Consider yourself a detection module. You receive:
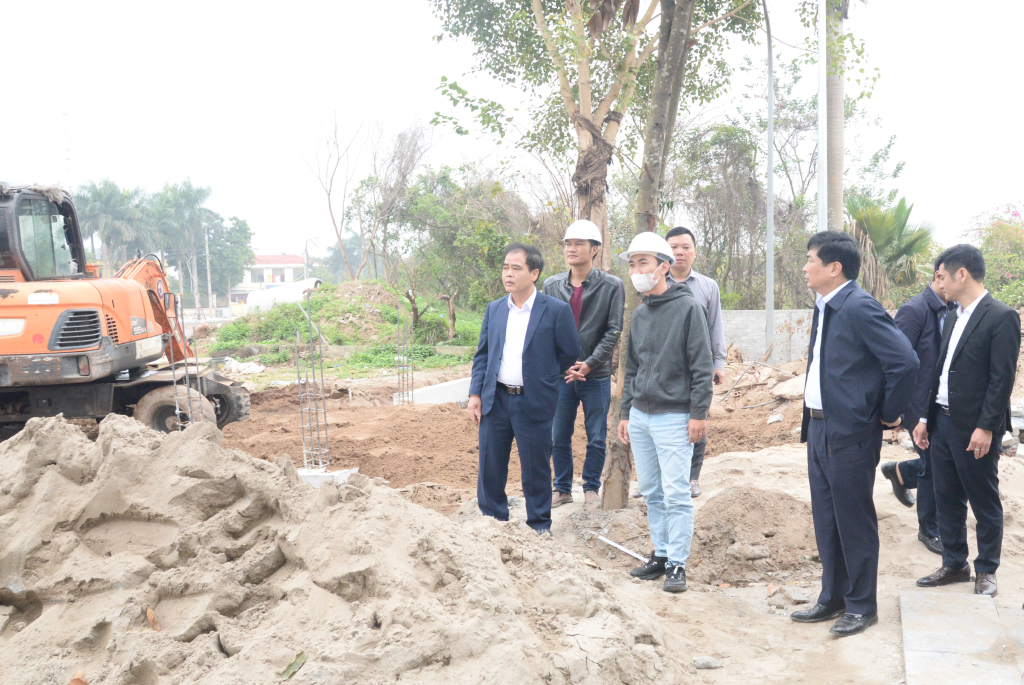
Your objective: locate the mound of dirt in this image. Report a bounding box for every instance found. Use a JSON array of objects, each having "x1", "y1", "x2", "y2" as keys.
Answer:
[
  {"x1": 0, "y1": 415, "x2": 687, "y2": 684},
  {"x1": 689, "y1": 487, "x2": 819, "y2": 586}
]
